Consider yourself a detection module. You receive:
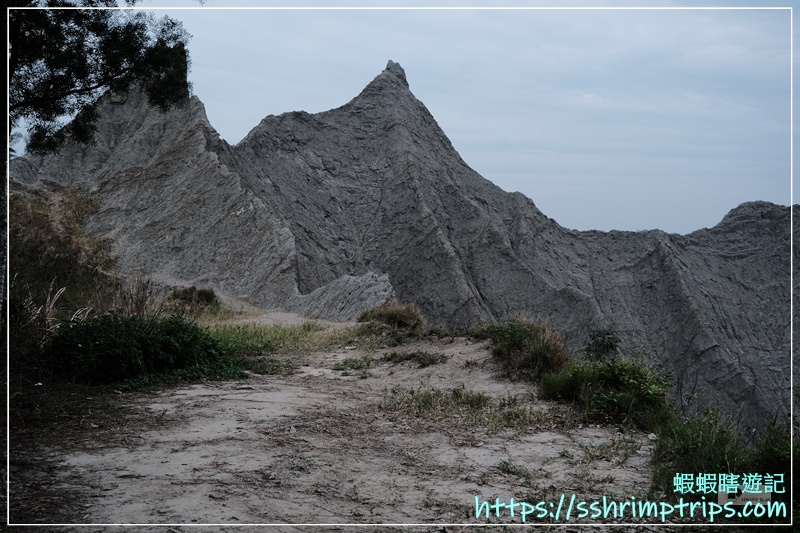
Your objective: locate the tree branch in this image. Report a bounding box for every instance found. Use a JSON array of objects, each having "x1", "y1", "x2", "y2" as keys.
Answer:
[{"x1": 10, "y1": 67, "x2": 134, "y2": 113}]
